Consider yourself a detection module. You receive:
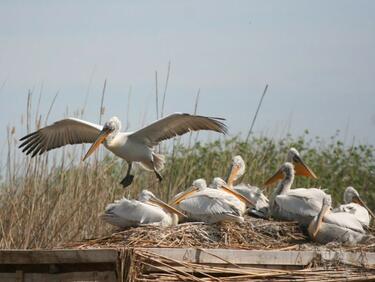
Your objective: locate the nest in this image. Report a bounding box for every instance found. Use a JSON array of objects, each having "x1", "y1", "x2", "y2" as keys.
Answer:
[
  {"x1": 60, "y1": 217, "x2": 375, "y2": 281},
  {"x1": 61, "y1": 216, "x2": 375, "y2": 252}
]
